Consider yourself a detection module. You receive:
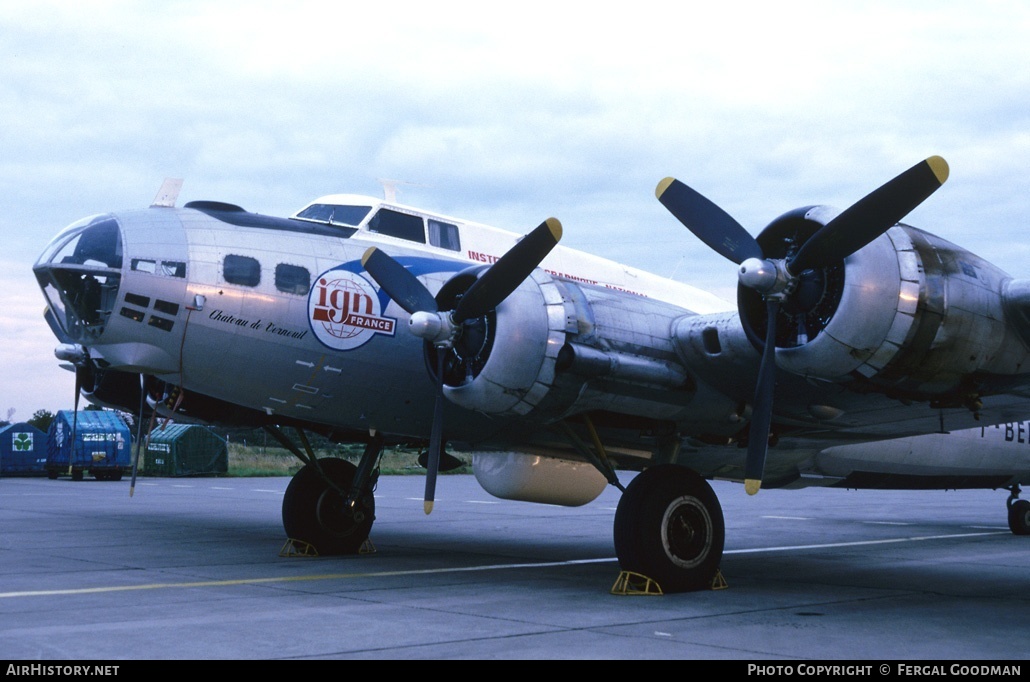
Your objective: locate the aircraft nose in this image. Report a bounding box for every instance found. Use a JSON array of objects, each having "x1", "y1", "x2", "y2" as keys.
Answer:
[{"x1": 33, "y1": 214, "x2": 124, "y2": 344}]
